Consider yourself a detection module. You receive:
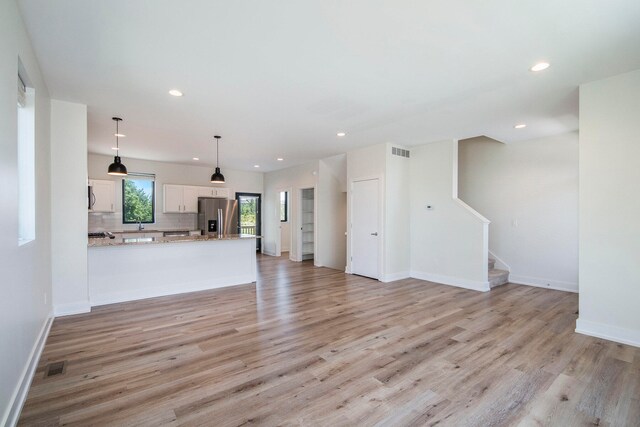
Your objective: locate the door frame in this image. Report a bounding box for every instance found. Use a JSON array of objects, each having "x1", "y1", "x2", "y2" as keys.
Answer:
[
  {"x1": 235, "y1": 192, "x2": 262, "y2": 251},
  {"x1": 274, "y1": 187, "x2": 293, "y2": 258},
  {"x1": 348, "y1": 175, "x2": 384, "y2": 279},
  {"x1": 296, "y1": 186, "x2": 317, "y2": 263}
]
